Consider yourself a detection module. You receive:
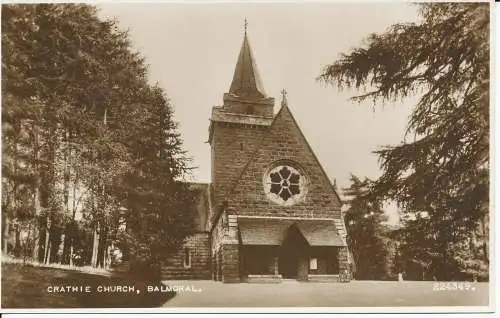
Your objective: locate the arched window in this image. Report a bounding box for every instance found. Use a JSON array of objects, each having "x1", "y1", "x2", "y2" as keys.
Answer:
[{"x1": 183, "y1": 248, "x2": 192, "y2": 269}]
